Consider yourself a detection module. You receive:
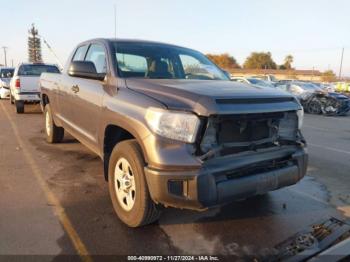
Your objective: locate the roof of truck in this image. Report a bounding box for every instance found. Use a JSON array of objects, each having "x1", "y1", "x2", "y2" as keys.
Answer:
[{"x1": 80, "y1": 38, "x2": 192, "y2": 50}]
